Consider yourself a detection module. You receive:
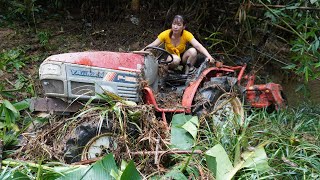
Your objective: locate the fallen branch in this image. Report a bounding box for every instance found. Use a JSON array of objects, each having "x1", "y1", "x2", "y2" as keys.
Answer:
[
  {"x1": 130, "y1": 150, "x2": 203, "y2": 156},
  {"x1": 72, "y1": 150, "x2": 203, "y2": 165}
]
